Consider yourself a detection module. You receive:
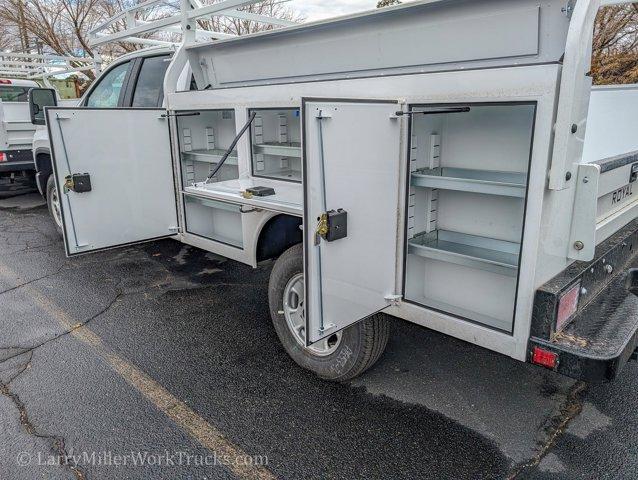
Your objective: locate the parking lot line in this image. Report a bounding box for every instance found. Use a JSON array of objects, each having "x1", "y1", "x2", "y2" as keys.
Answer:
[{"x1": 0, "y1": 263, "x2": 277, "y2": 480}]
